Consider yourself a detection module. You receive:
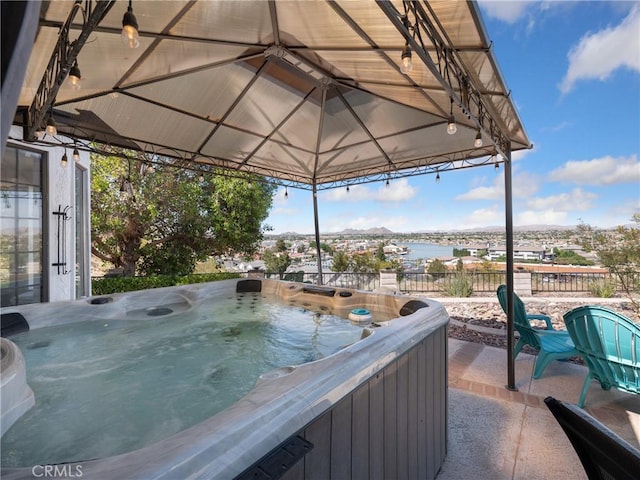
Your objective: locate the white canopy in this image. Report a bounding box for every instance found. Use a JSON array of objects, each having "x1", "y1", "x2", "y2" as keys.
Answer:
[{"x1": 14, "y1": 0, "x2": 529, "y2": 189}]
